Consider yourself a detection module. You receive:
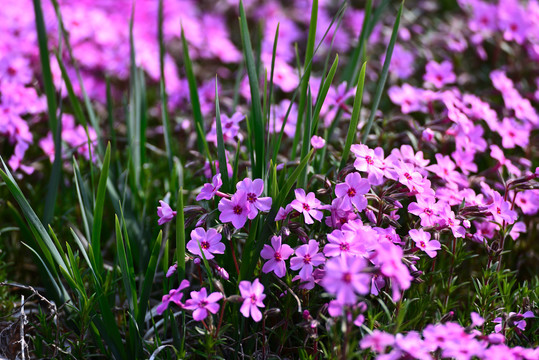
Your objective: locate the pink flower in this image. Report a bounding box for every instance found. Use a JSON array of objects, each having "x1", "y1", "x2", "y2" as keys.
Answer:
[
  {"x1": 290, "y1": 240, "x2": 325, "y2": 280},
  {"x1": 426, "y1": 153, "x2": 467, "y2": 186},
  {"x1": 290, "y1": 188, "x2": 323, "y2": 224},
  {"x1": 275, "y1": 204, "x2": 293, "y2": 221},
  {"x1": 424, "y1": 60, "x2": 456, "y2": 88},
  {"x1": 166, "y1": 263, "x2": 178, "y2": 278},
  {"x1": 156, "y1": 280, "x2": 190, "y2": 315},
  {"x1": 422, "y1": 128, "x2": 435, "y2": 142},
  {"x1": 186, "y1": 228, "x2": 225, "y2": 260},
  {"x1": 218, "y1": 190, "x2": 250, "y2": 229},
  {"x1": 260, "y1": 235, "x2": 294, "y2": 278},
  {"x1": 196, "y1": 173, "x2": 223, "y2": 201},
  {"x1": 184, "y1": 288, "x2": 223, "y2": 321},
  {"x1": 409, "y1": 229, "x2": 441, "y2": 258},
  {"x1": 322, "y1": 255, "x2": 371, "y2": 305},
  {"x1": 373, "y1": 242, "x2": 412, "y2": 301},
  {"x1": 360, "y1": 330, "x2": 395, "y2": 353},
  {"x1": 351, "y1": 144, "x2": 391, "y2": 185},
  {"x1": 497, "y1": 118, "x2": 529, "y2": 149},
  {"x1": 394, "y1": 161, "x2": 428, "y2": 193},
  {"x1": 157, "y1": 200, "x2": 177, "y2": 225},
  {"x1": 488, "y1": 192, "x2": 518, "y2": 225},
  {"x1": 236, "y1": 178, "x2": 272, "y2": 219},
  {"x1": 408, "y1": 195, "x2": 443, "y2": 227},
  {"x1": 335, "y1": 172, "x2": 370, "y2": 211},
  {"x1": 324, "y1": 228, "x2": 365, "y2": 258},
  {"x1": 310, "y1": 135, "x2": 326, "y2": 149},
  {"x1": 239, "y1": 278, "x2": 266, "y2": 322}
]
